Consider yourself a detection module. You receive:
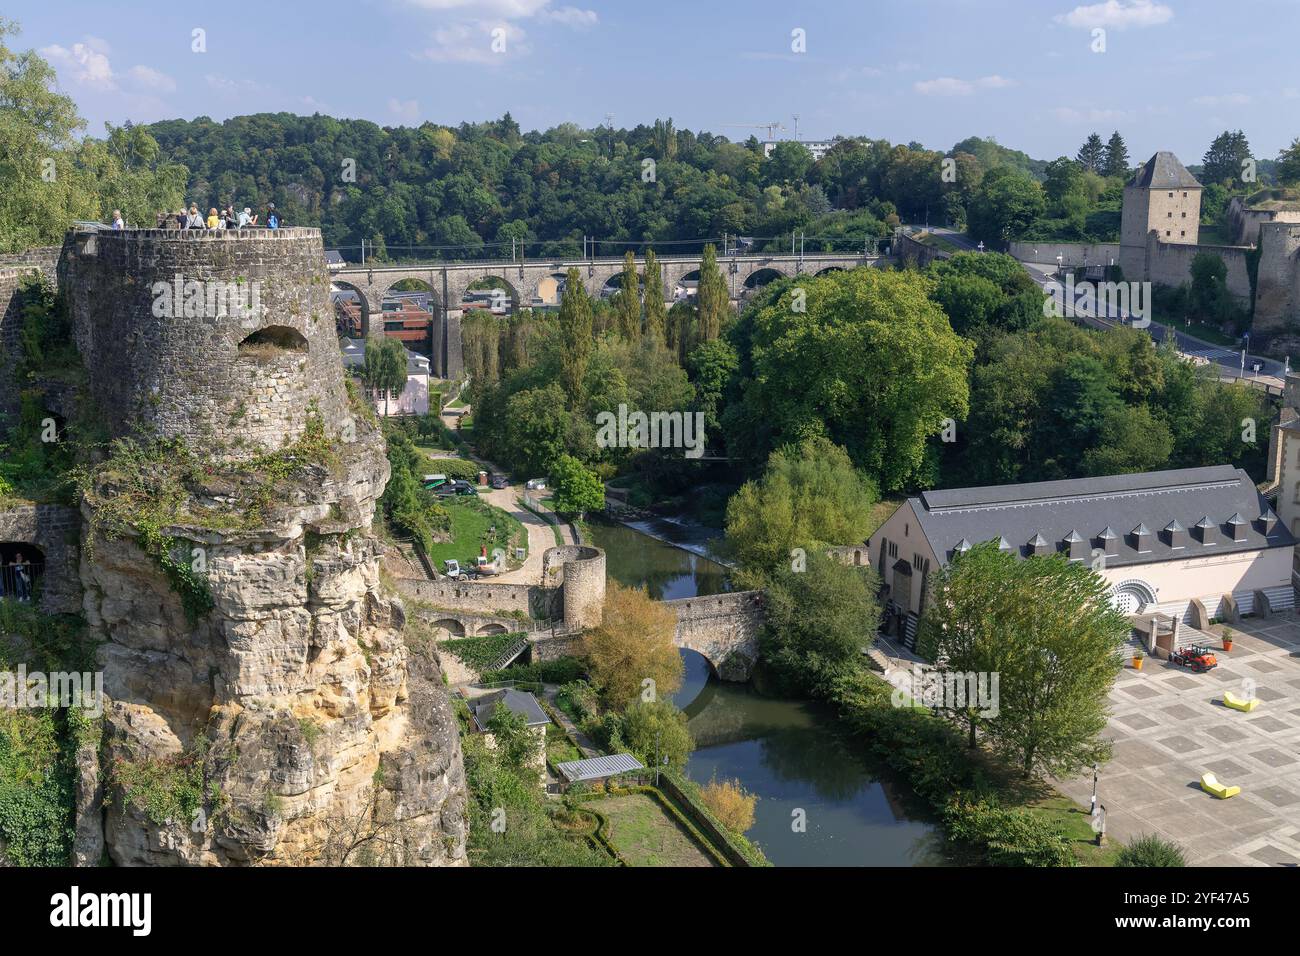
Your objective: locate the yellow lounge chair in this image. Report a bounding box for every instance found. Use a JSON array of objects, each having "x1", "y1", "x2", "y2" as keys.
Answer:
[
  {"x1": 1223, "y1": 690, "x2": 1259, "y2": 713},
  {"x1": 1201, "y1": 772, "x2": 1241, "y2": 799}
]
